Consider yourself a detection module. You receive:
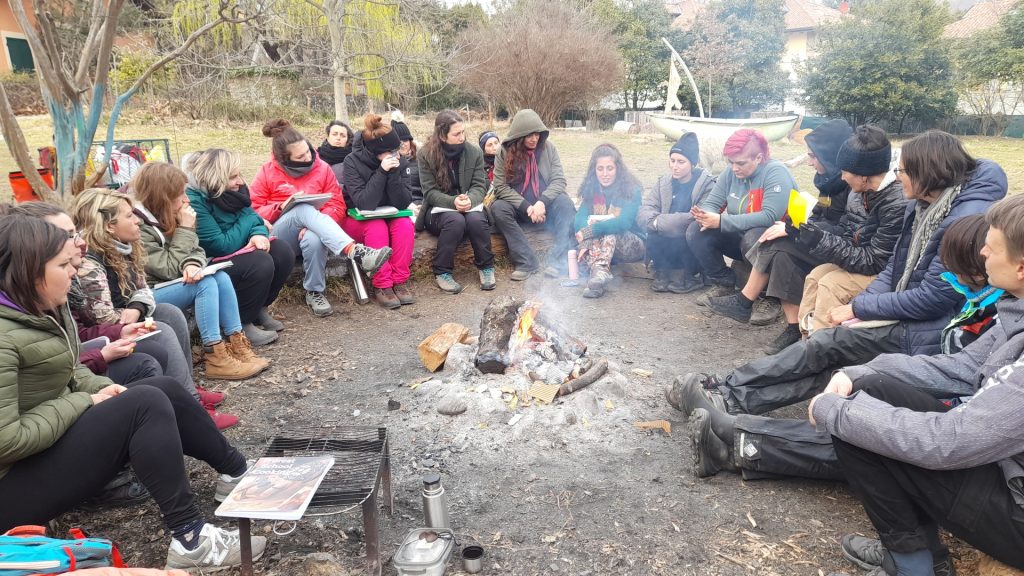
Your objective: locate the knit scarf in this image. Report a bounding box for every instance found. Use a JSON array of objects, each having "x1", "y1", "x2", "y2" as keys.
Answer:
[
  {"x1": 211, "y1": 184, "x2": 253, "y2": 213},
  {"x1": 895, "y1": 185, "x2": 961, "y2": 292},
  {"x1": 443, "y1": 142, "x2": 464, "y2": 195},
  {"x1": 317, "y1": 141, "x2": 350, "y2": 166},
  {"x1": 940, "y1": 272, "x2": 1004, "y2": 320},
  {"x1": 280, "y1": 143, "x2": 316, "y2": 178},
  {"x1": 519, "y1": 150, "x2": 540, "y2": 202}
]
